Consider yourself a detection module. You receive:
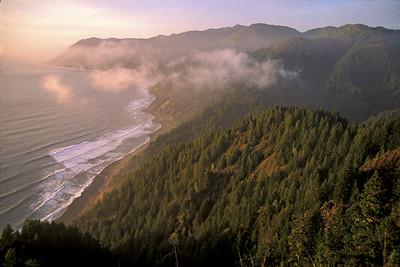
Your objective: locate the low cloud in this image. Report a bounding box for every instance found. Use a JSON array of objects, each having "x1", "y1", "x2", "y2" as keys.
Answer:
[
  {"x1": 57, "y1": 44, "x2": 297, "y2": 94},
  {"x1": 167, "y1": 49, "x2": 297, "y2": 91},
  {"x1": 40, "y1": 75, "x2": 74, "y2": 104},
  {"x1": 86, "y1": 49, "x2": 296, "y2": 93},
  {"x1": 89, "y1": 65, "x2": 162, "y2": 92}
]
